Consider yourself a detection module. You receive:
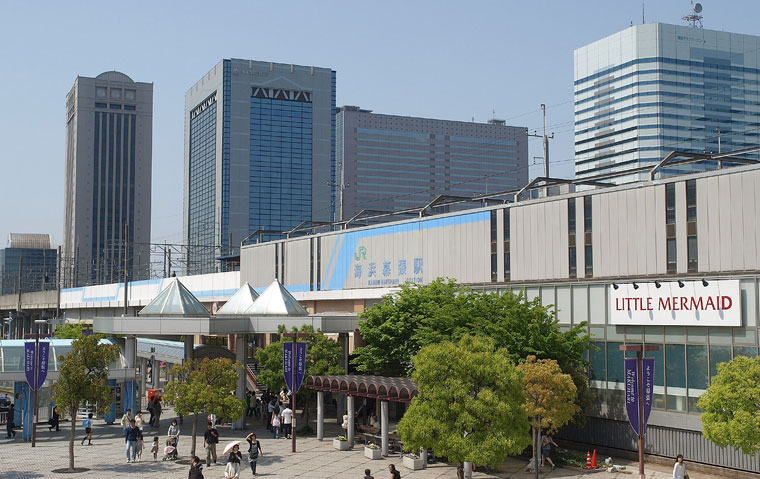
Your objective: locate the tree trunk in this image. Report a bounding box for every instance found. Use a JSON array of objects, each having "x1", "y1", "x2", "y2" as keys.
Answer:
[
  {"x1": 533, "y1": 426, "x2": 540, "y2": 479},
  {"x1": 68, "y1": 407, "x2": 77, "y2": 471},
  {"x1": 190, "y1": 412, "x2": 198, "y2": 457},
  {"x1": 457, "y1": 462, "x2": 464, "y2": 479}
]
